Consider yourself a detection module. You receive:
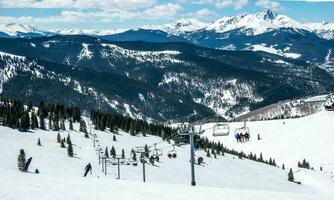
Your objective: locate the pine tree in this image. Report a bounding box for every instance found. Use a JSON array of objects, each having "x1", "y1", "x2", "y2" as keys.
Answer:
[
  {"x1": 69, "y1": 118, "x2": 73, "y2": 130},
  {"x1": 37, "y1": 138, "x2": 41, "y2": 146},
  {"x1": 60, "y1": 139, "x2": 65, "y2": 148},
  {"x1": 67, "y1": 140, "x2": 73, "y2": 157},
  {"x1": 105, "y1": 147, "x2": 109, "y2": 158},
  {"x1": 206, "y1": 149, "x2": 211, "y2": 157},
  {"x1": 66, "y1": 134, "x2": 71, "y2": 145},
  {"x1": 39, "y1": 116, "x2": 45, "y2": 130},
  {"x1": 60, "y1": 119, "x2": 66, "y2": 130},
  {"x1": 113, "y1": 135, "x2": 117, "y2": 141},
  {"x1": 17, "y1": 149, "x2": 26, "y2": 172},
  {"x1": 288, "y1": 168, "x2": 294, "y2": 182},
  {"x1": 48, "y1": 116, "x2": 52, "y2": 130},
  {"x1": 57, "y1": 132, "x2": 61, "y2": 143},
  {"x1": 121, "y1": 149, "x2": 125, "y2": 159},
  {"x1": 79, "y1": 119, "x2": 87, "y2": 133},
  {"x1": 258, "y1": 153, "x2": 264, "y2": 162},
  {"x1": 111, "y1": 146, "x2": 116, "y2": 158}
]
